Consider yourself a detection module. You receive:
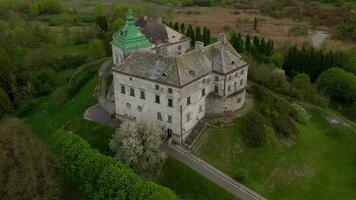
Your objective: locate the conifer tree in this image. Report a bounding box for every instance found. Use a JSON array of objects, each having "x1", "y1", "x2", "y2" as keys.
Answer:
[
  {"x1": 180, "y1": 23, "x2": 185, "y2": 33},
  {"x1": 195, "y1": 26, "x2": 201, "y2": 42},
  {"x1": 173, "y1": 22, "x2": 179, "y2": 31},
  {"x1": 206, "y1": 28, "x2": 211, "y2": 44},
  {"x1": 245, "y1": 34, "x2": 251, "y2": 51}
]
